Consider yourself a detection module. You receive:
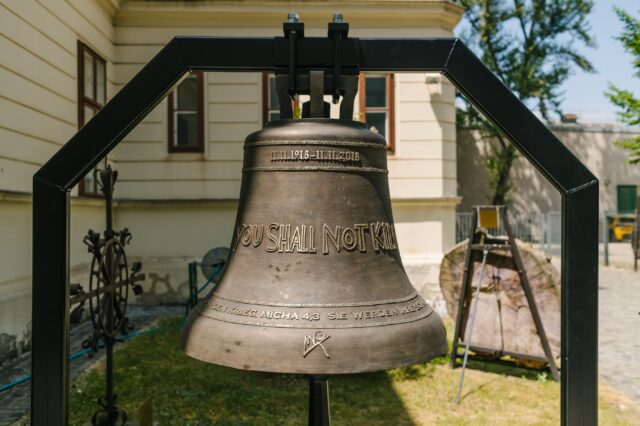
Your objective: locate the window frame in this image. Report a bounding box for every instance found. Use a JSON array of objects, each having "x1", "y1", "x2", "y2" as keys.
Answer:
[
  {"x1": 167, "y1": 71, "x2": 205, "y2": 153},
  {"x1": 77, "y1": 41, "x2": 107, "y2": 196},
  {"x1": 617, "y1": 184, "x2": 638, "y2": 214},
  {"x1": 262, "y1": 72, "x2": 300, "y2": 126},
  {"x1": 358, "y1": 72, "x2": 395, "y2": 152}
]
